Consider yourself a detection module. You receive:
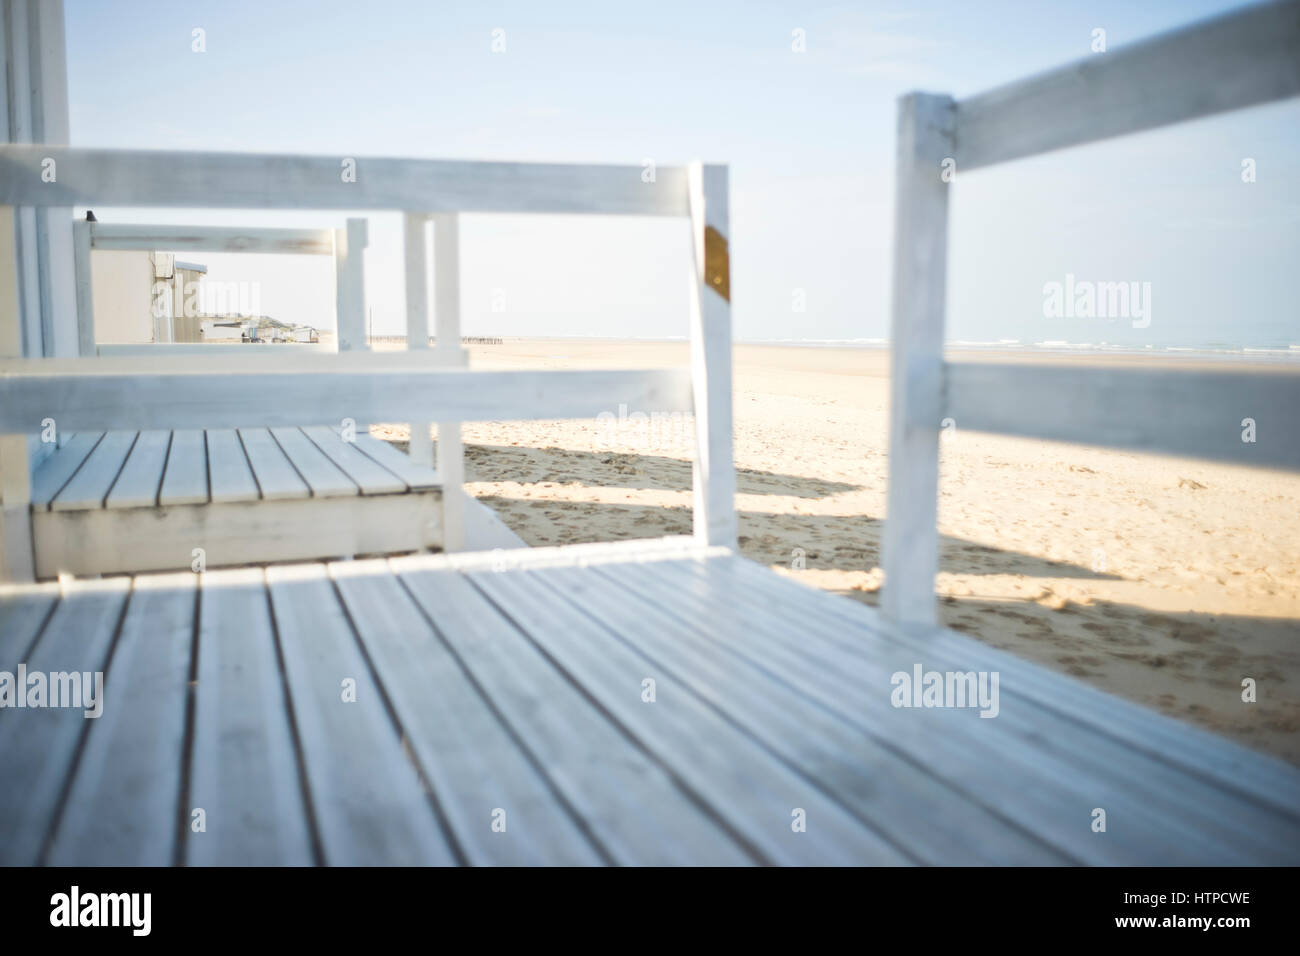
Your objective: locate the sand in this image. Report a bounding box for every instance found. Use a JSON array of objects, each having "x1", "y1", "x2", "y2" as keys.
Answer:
[{"x1": 371, "y1": 339, "x2": 1300, "y2": 765}]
